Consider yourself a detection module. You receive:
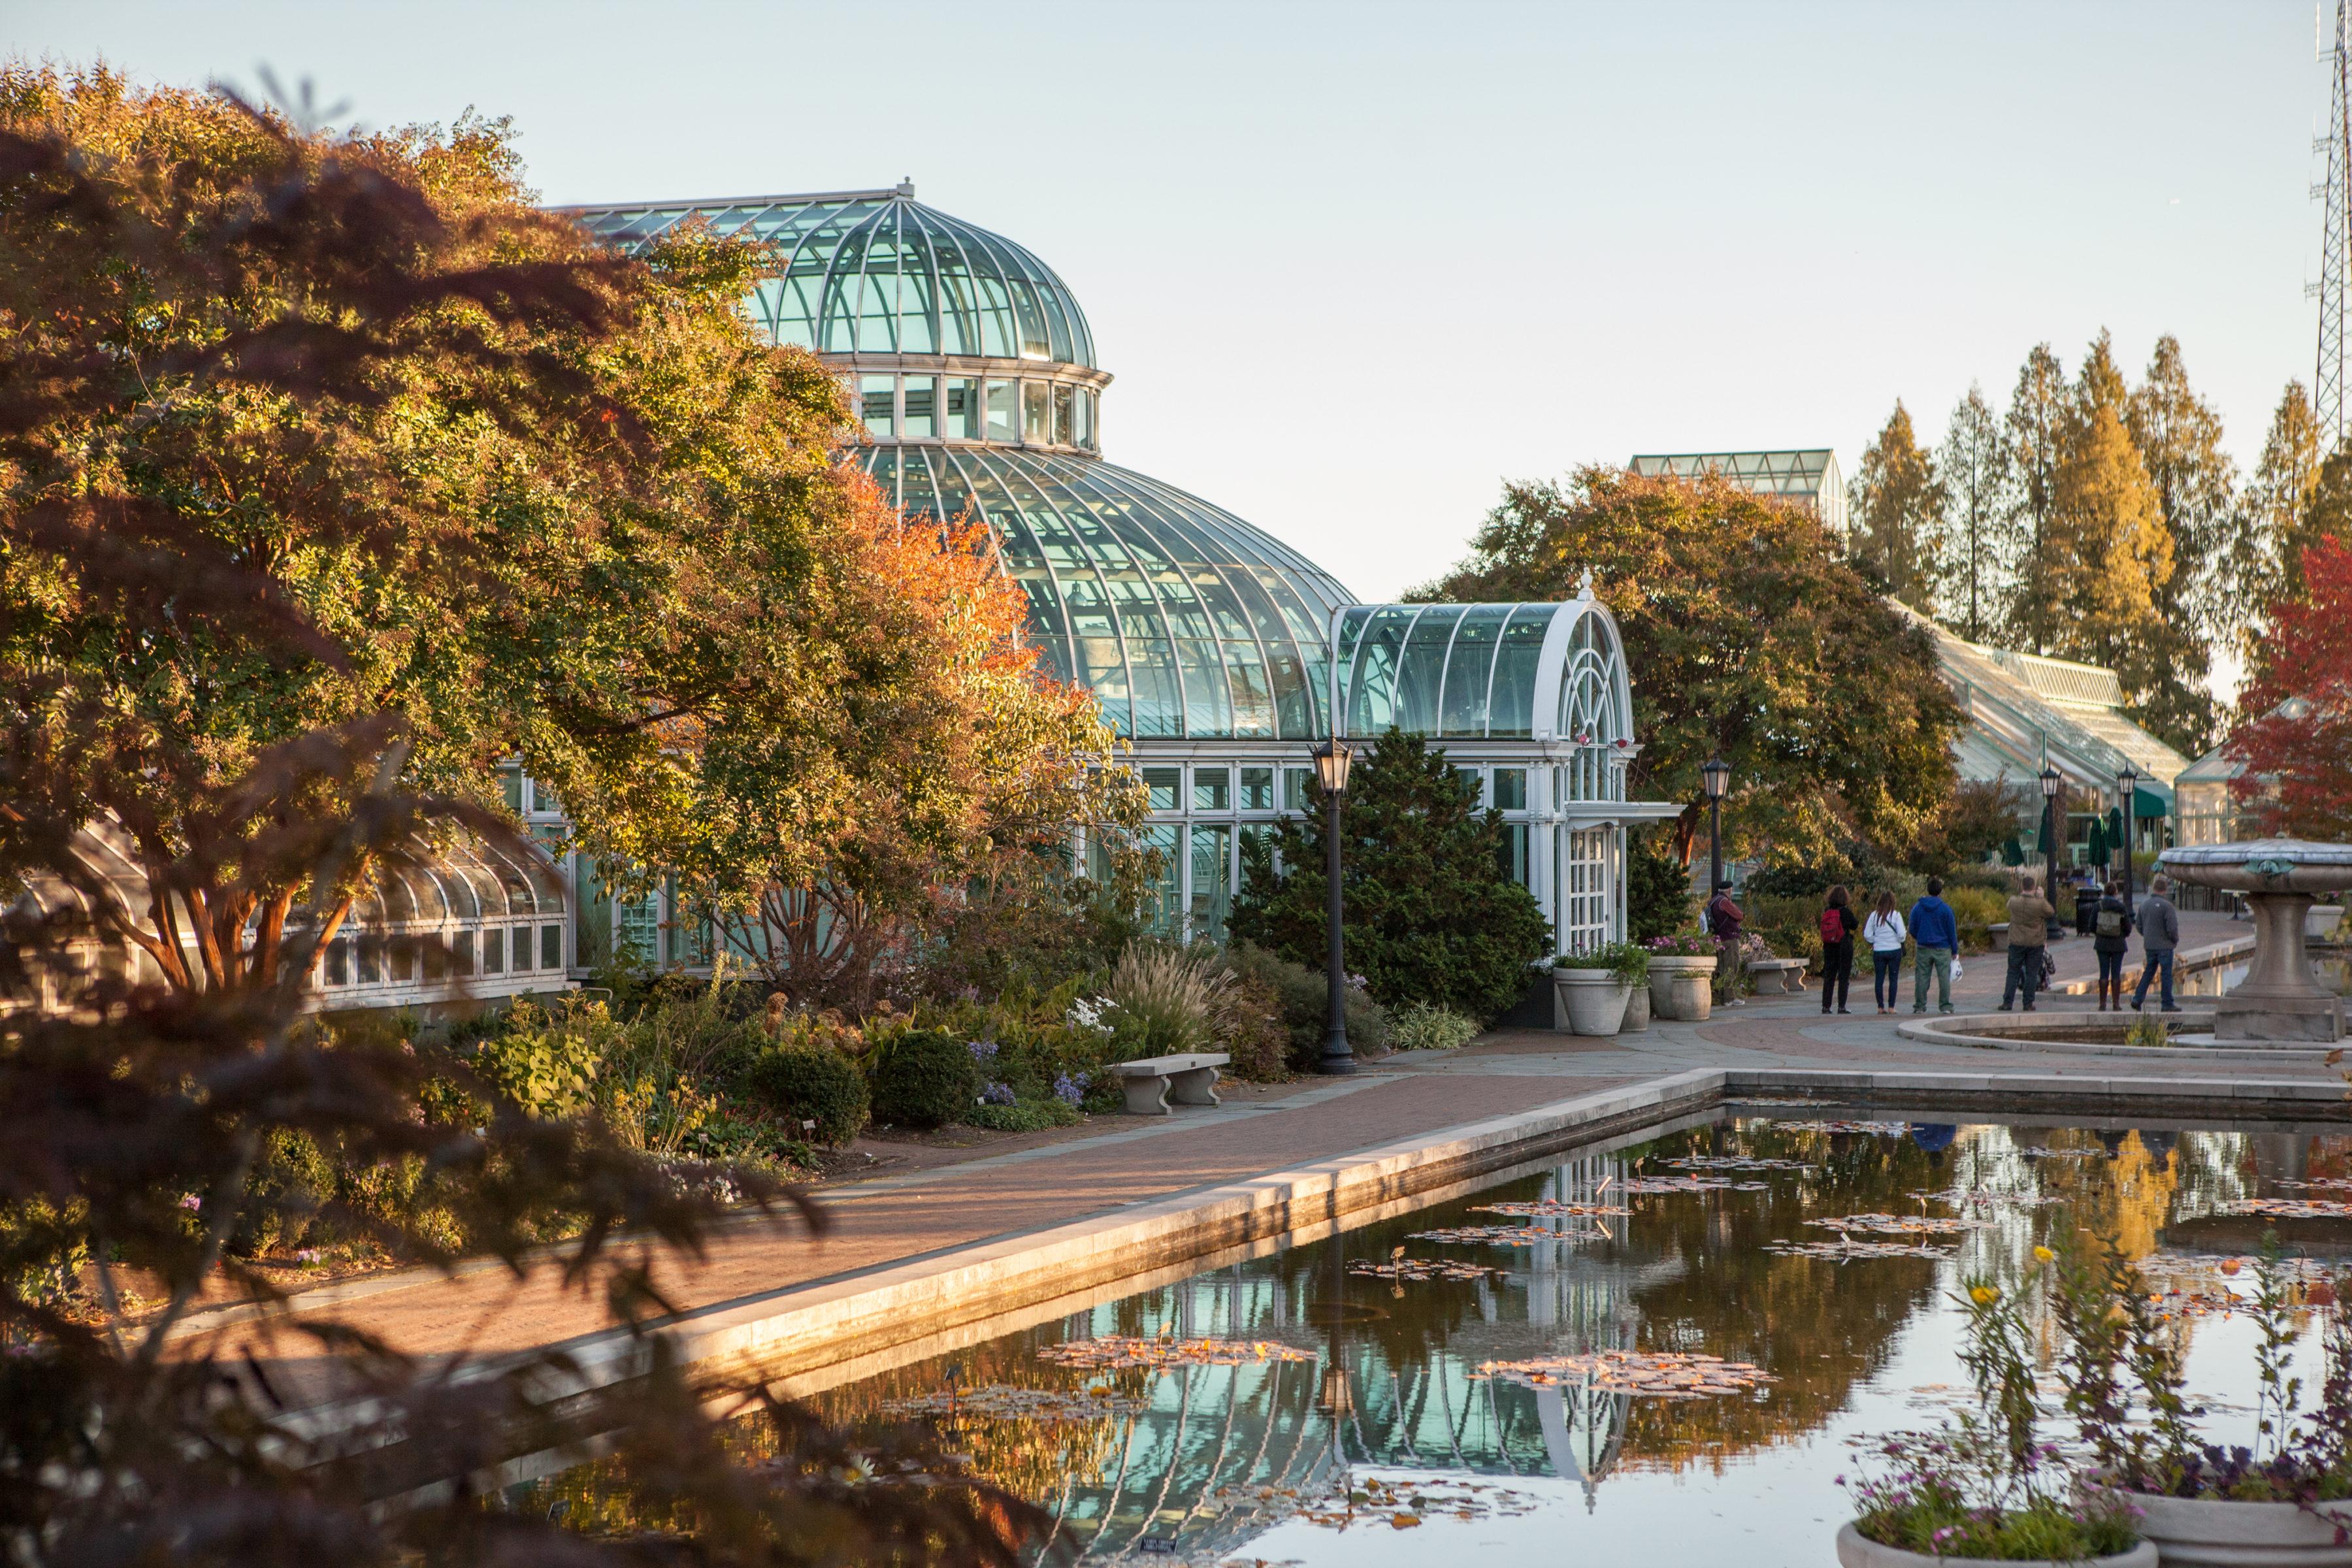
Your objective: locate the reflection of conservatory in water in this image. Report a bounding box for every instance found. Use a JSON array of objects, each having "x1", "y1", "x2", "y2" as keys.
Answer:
[{"x1": 558, "y1": 184, "x2": 1678, "y2": 958}]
